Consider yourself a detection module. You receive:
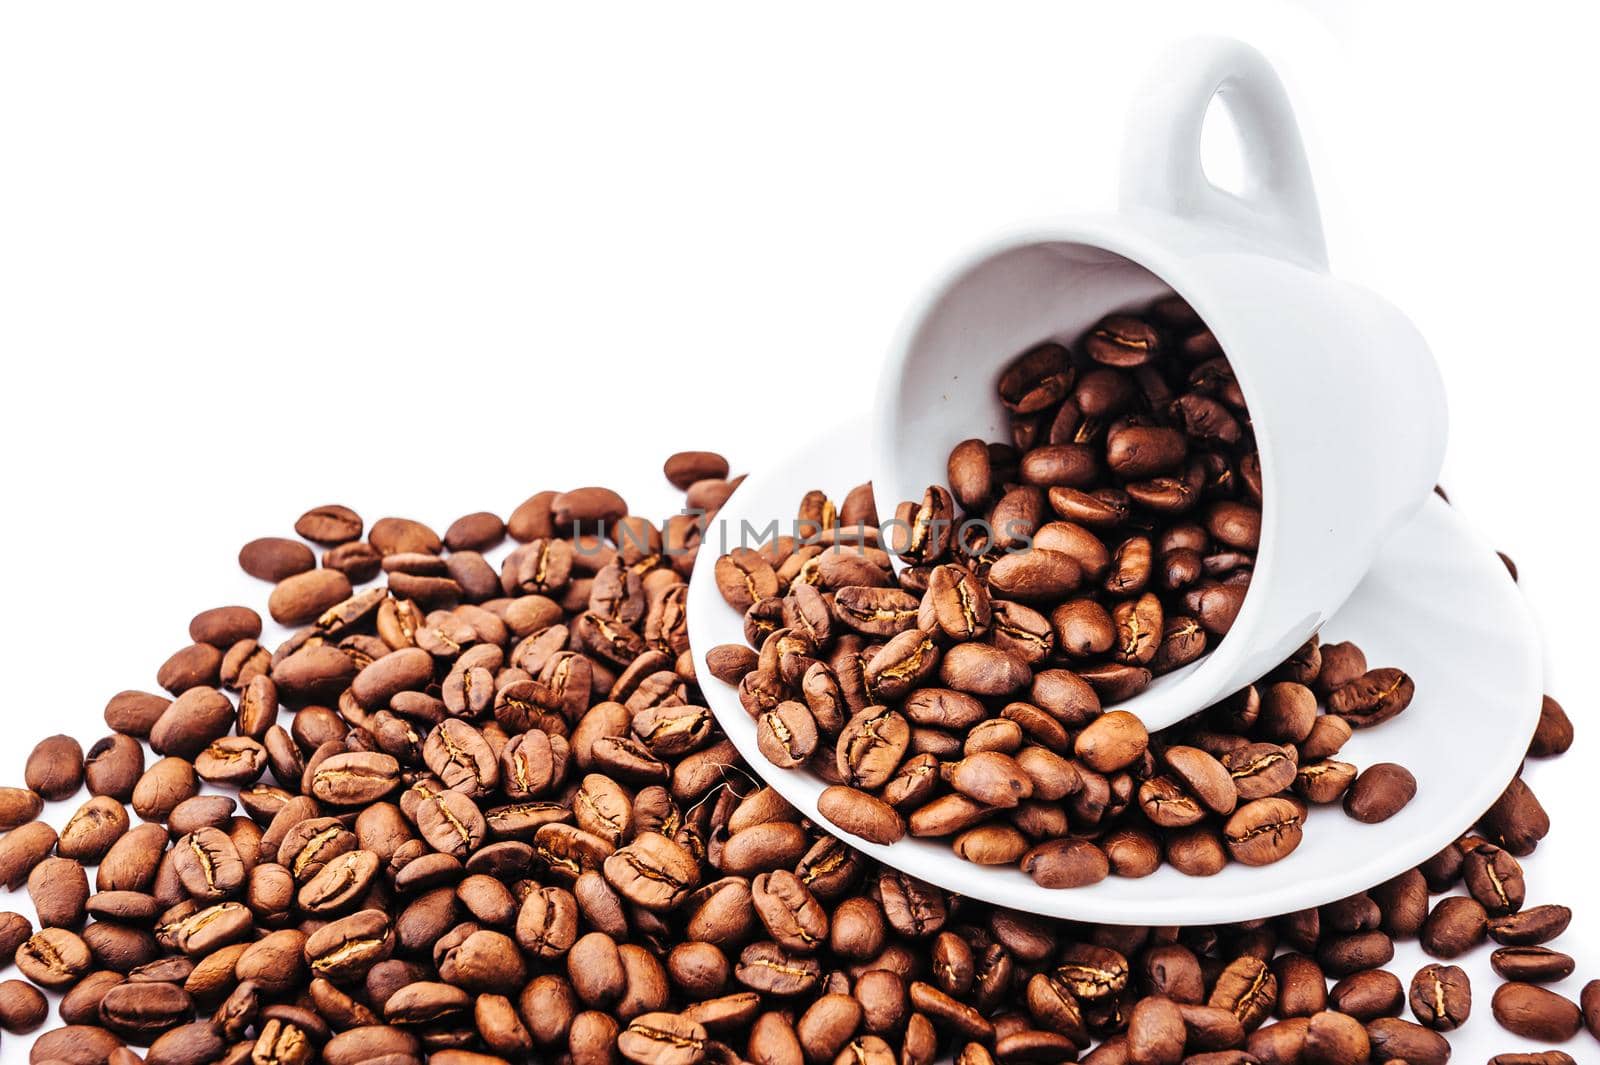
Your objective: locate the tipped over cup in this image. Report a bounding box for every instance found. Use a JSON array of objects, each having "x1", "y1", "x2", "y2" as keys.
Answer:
[{"x1": 874, "y1": 38, "x2": 1448, "y2": 731}]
